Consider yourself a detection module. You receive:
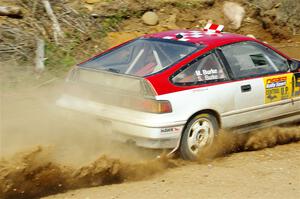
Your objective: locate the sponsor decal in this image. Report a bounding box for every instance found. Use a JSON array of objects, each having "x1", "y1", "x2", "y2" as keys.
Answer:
[
  {"x1": 161, "y1": 127, "x2": 181, "y2": 133},
  {"x1": 264, "y1": 74, "x2": 293, "y2": 103},
  {"x1": 265, "y1": 77, "x2": 287, "y2": 89}
]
